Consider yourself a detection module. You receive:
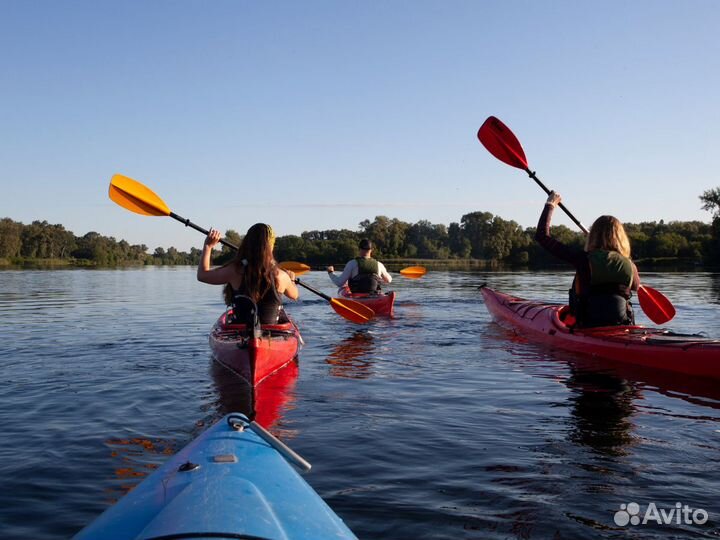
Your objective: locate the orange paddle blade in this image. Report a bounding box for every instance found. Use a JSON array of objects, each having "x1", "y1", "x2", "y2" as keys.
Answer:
[
  {"x1": 399, "y1": 266, "x2": 427, "y2": 278},
  {"x1": 637, "y1": 285, "x2": 676, "y2": 325},
  {"x1": 278, "y1": 261, "x2": 311, "y2": 275},
  {"x1": 109, "y1": 174, "x2": 171, "y2": 217},
  {"x1": 329, "y1": 298, "x2": 375, "y2": 324}
]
